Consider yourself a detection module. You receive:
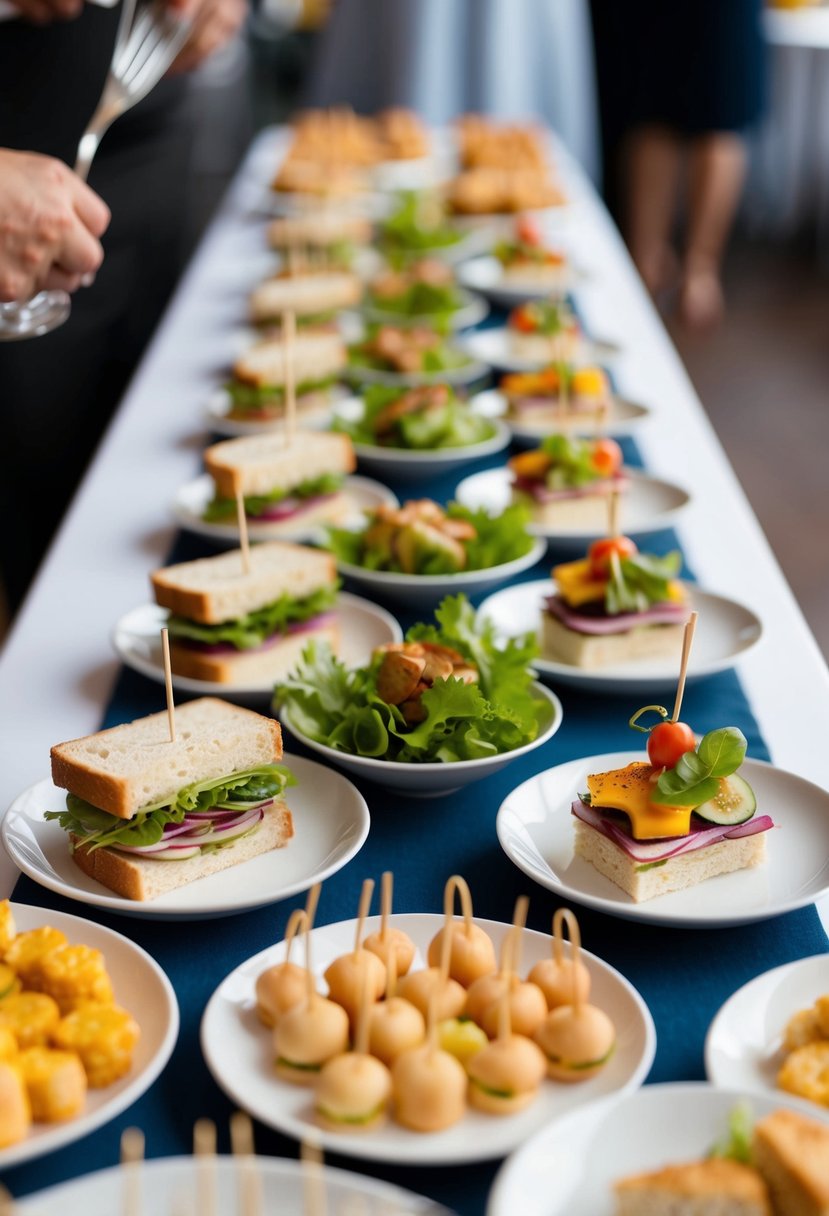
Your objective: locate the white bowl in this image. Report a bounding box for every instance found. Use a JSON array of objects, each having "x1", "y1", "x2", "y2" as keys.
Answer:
[
  {"x1": 346, "y1": 355, "x2": 490, "y2": 390},
  {"x1": 361, "y1": 287, "x2": 489, "y2": 332},
  {"x1": 279, "y1": 681, "x2": 563, "y2": 796}
]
